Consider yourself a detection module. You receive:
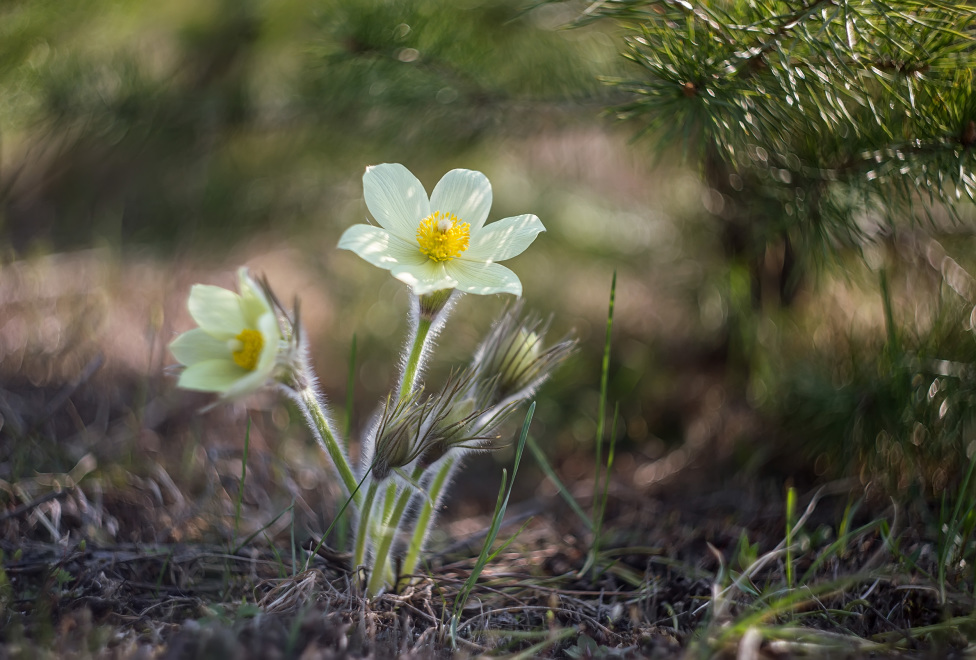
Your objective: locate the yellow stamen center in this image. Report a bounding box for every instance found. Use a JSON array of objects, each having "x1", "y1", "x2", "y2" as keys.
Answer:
[
  {"x1": 232, "y1": 328, "x2": 264, "y2": 371},
  {"x1": 416, "y1": 211, "x2": 470, "y2": 262}
]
